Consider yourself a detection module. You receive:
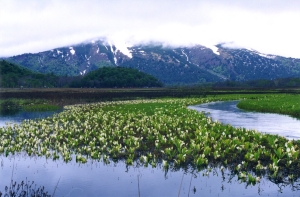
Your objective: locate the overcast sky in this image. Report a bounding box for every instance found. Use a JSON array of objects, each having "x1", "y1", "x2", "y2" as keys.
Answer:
[{"x1": 1, "y1": 0, "x2": 300, "y2": 58}]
